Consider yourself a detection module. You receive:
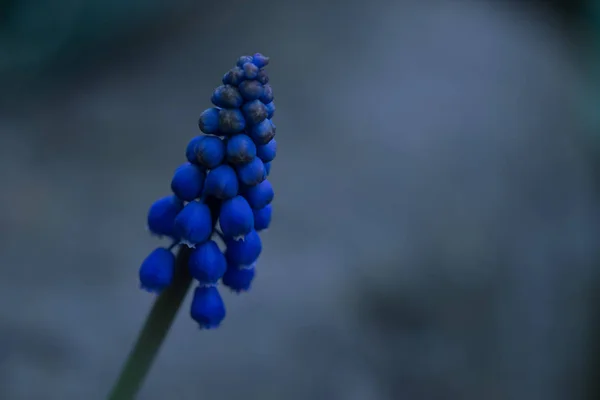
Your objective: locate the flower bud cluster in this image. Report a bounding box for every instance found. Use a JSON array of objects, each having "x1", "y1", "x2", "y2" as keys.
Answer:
[{"x1": 139, "y1": 53, "x2": 276, "y2": 329}]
